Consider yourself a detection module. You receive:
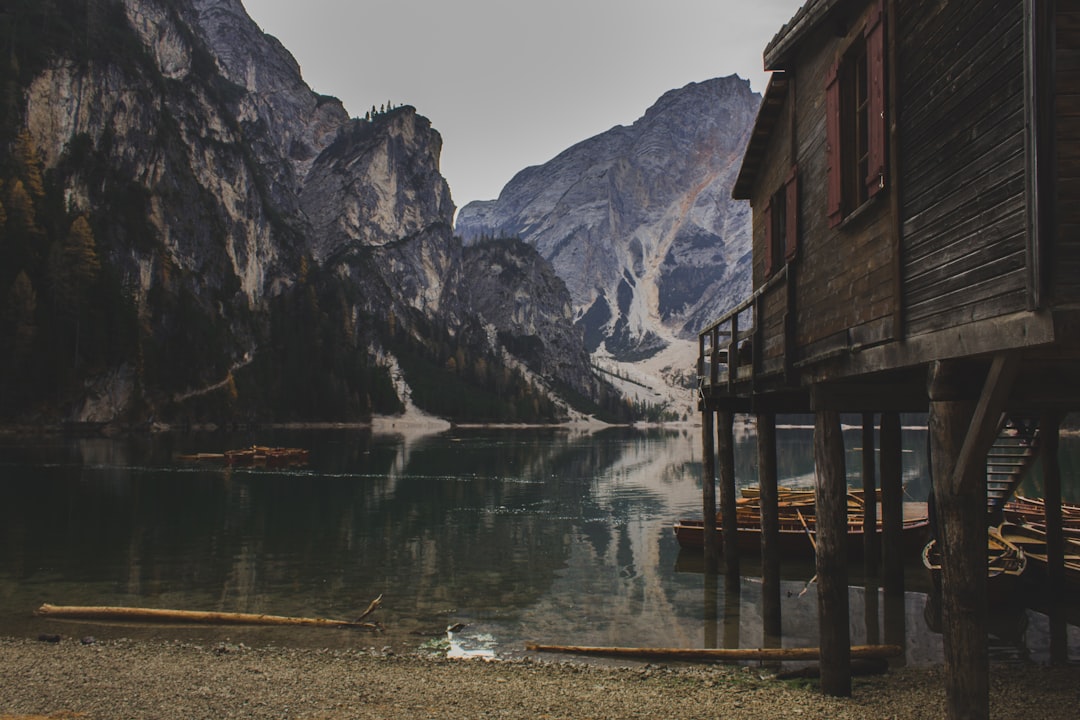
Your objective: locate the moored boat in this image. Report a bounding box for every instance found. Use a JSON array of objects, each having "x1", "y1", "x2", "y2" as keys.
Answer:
[
  {"x1": 997, "y1": 521, "x2": 1080, "y2": 590},
  {"x1": 178, "y1": 446, "x2": 310, "y2": 467},
  {"x1": 673, "y1": 495, "x2": 930, "y2": 559},
  {"x1": 921, "y1": 526, "x2": 1028, "y2": 603}
]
